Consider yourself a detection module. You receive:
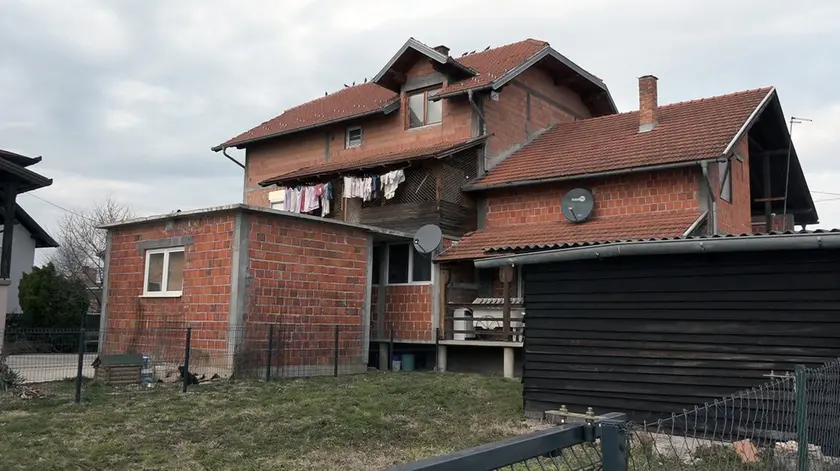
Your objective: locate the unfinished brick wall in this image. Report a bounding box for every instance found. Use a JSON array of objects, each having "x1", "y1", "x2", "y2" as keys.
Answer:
[
  {"x1": 371, "y1": 284, "x2": 432, "y2": 341},
  {"x1": 243, "y1": 213, "x2": 369, "y2": 369},
  {"x1": 103, "y1": 215, "x2": 235, "y2": 368},
  {"x1": 484, "y1": 168, "x2": 702, "y2": 227},
  {"x1": 715, "y1": 137, "x2": 752, "y2": 234},
  {"x1": 483, "y1": 66, "x2": 590, "y2": 162},
  {"x1": 244, "y1": 57, "x2": 475, "y2": 208}
]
